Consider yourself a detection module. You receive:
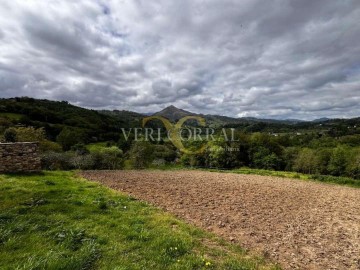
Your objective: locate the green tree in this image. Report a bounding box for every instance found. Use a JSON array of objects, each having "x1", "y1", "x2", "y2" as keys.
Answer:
[
  {"x1": 249, "y1": 133, "x2": 283, "y2": 170},
  {"x1": 328, "y1": 146, "x2": 348, "y2": 176},
  {"x1": 206, "y1": 144, "x2": 226, "y2": 168},
  {"x1": 282, "y1": 147, "x2": 300, "y2": 171},
  {"x1": 293, "y1": 148, "x2": 318, "y2": 174},
  {"x1": 56, "y1": 127, "x2": 85, "y2": 151},
  {"x1": 251, "y1": 146, "x2": 282, "y2": 170},
  {"x1": 315, "y1": 148, "x2": 332, "y2": 175},
  {"x1": 346, "y1": 149, "x2": 360, "y2": 179}
]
